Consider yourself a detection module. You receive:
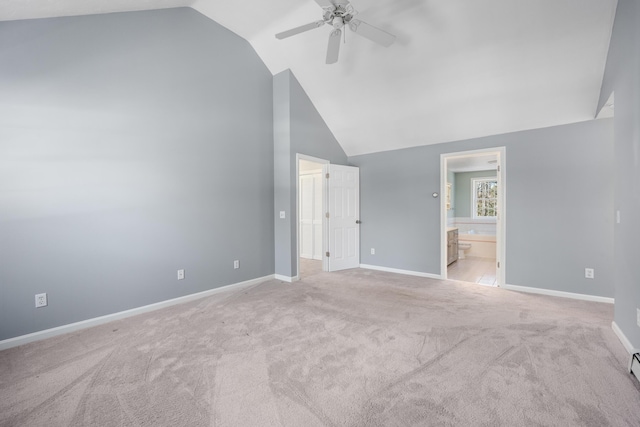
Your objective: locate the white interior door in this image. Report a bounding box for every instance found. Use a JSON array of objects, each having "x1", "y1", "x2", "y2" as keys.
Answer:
[
  {"x1": 299, "y1": 174, "x2": 314, "y2": 259},
  {"x1": 327, "y1": 164, "x2": 360, "y2": 271},
  {"x1": 299, "y1": 172, "x2": 323, "y2": 260}
]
